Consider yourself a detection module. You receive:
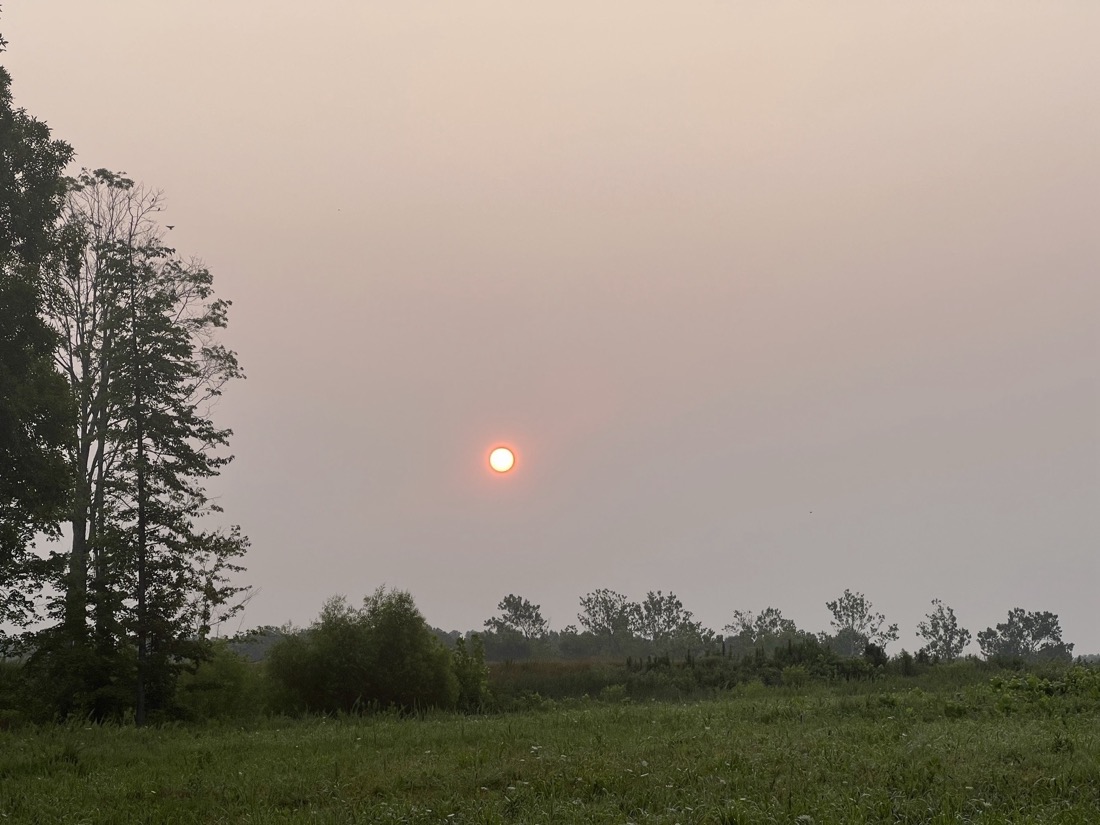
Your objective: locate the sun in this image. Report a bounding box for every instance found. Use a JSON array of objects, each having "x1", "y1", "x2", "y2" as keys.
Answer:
[{"x1": 488, "y1": 446, "x2": 515, "y2": 473}]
